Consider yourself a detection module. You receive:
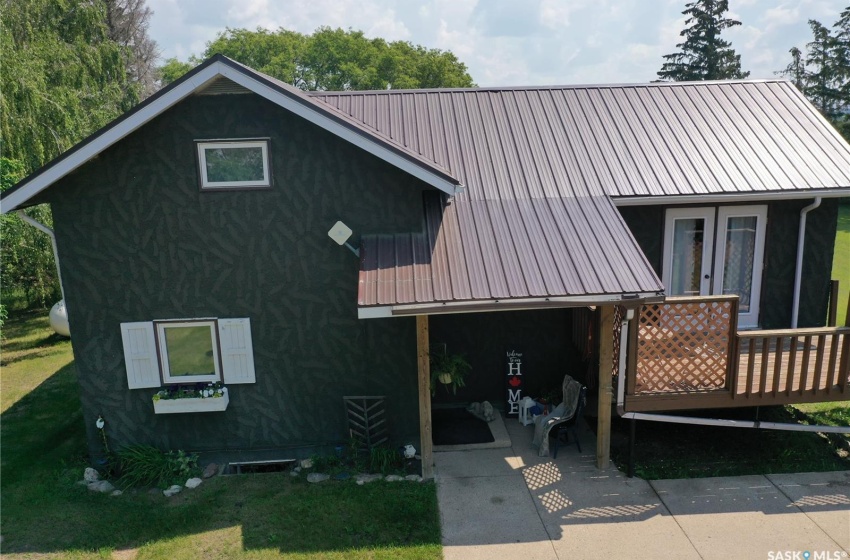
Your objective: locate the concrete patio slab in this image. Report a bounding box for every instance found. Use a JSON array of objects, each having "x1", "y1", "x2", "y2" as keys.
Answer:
[
  {"x1": 437, "y1": 472, "x2": 558, "y2": 560},
  {"x1": 434, "y1": 411, "x2": 850, "y2": 560},
  {"x1": 766, "y1": 471, "x2": 850, "y2": 551},
  {"x1": 651, "y1": 475, "x2": 845, "y2": 560}
]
